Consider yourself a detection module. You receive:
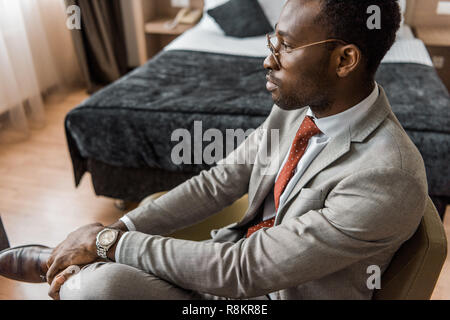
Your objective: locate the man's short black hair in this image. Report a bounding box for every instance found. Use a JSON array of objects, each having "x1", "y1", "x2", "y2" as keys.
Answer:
[{"x1": 317, "y1": 0, "x2": 401, "y2": 77}]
